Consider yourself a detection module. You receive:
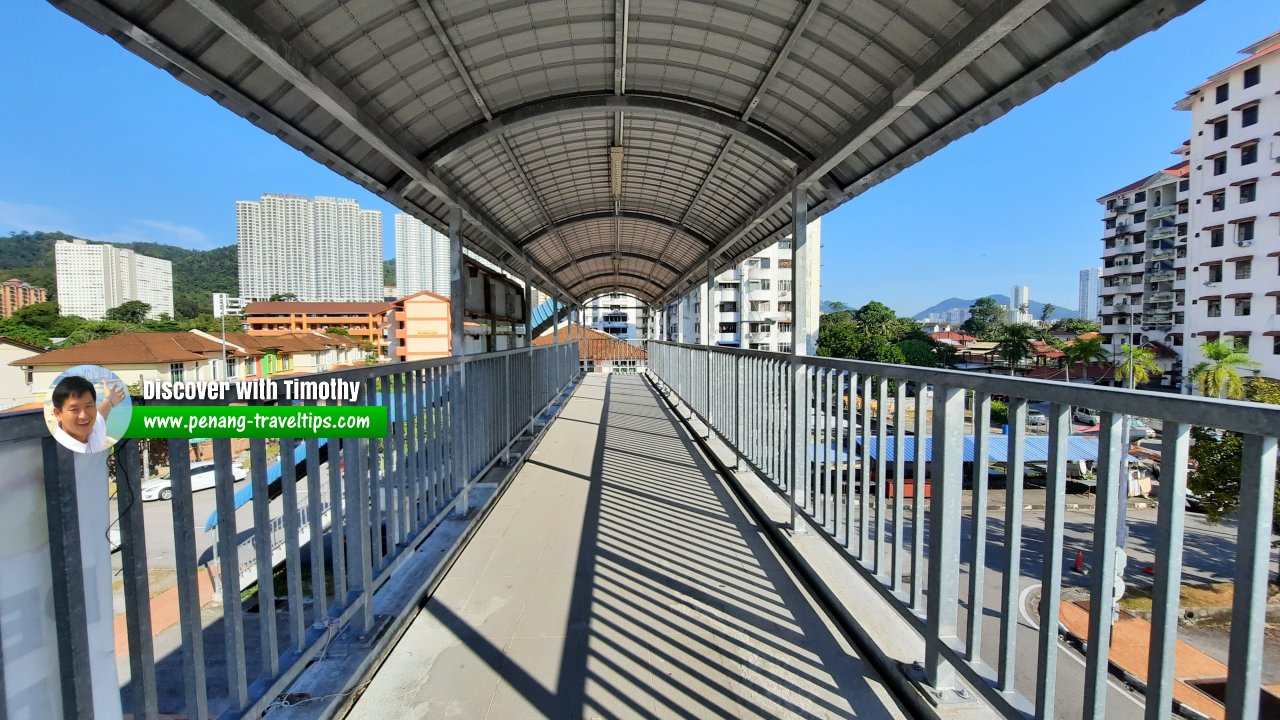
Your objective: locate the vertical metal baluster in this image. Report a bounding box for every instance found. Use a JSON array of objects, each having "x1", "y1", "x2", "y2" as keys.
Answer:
[
  {"x1": 1225, "y1": 433, "x2": 1278, "y2": 719},
  {"x1": 328, "y1": 437, "x2": 347, "y2": 603},
  {"x1": 911, "y1": 384, "x2": 927, "y2": 611},
  {"x1": 212, "y1": 437, "x2": 248, "y2": 708},
  {"x1": 874, "y1": 377, "x2": 888, "y2": 577},
  {"x1": 966, "y1": 393, "x2": 991, "y2": 662},
  {"x1": 835, "y1": 371, "x2": 846, "y2": 540},
  {"x1": 342, "y1": 423, "x2": 370, "y2": 632},
  {"x1": 402, "y1": 371, "x2": 419, "y2": 535},
  {"x1": 997, "y1": 397, "x2": 1027, "y2": 693},
  {"x1": 116, "y1": 440, "x2": 157, "y2": 719},
  {"x1": 824, "y1": 370, "x2": 835, "y2": 530},
  {"x1": 280, "y1": 437, "x2": 306, "y2": 649},
  {"x1": 40, "y1": 439, "x2": 93, "y2": 720},
  {"x1": 166, "y1": 441, "x2": 208, "y2": 720},
  {"x1": 1036, "y1": 403, "x2": 1070, "y2": 717},
  {"x1": 382, "y1": 374, "x2": 399, "y2": 547},
  {"x1": 892, "y1": 380, "x2": 906, "y2": 595},
  {"x1": 366, "y1": 378, "x2": 383, "y2": 570},
  {"x1": 248, "y1": 436, "x2": 278, "y2": 676},
  {"x1": 304, "y1": 431, "x2": 326, "y2": 622},
  {"x1": 846, "y1": 372, "x2": 859, "y2": 551},
  {"x1": 1083, "y1": 410, "x2": 1125, "y2": 719},
  {"x1": 859, "y1": 374, "x2": 872, "y2": 559},
  {"x1": 1144, "y1": 422, "x2": 1189, "y2": 720},
  {"x1": 817, "y1": 368, "x2": 827, "y2": 520},
  {"x1": 433, "y1": 366, "x2": 445, "y2": 513},
  {"x1": 925, "y1": 385, "x2": 964, "y2": 694}
]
